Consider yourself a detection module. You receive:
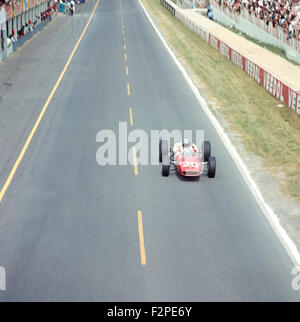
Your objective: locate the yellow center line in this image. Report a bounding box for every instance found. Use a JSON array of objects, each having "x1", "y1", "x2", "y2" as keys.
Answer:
[
  {"x1": 124, "y1": 53, "x2": 127, "y2": 61},
  {"x1": 132, "y1": 146, "x2": 138, "y2": 175},
  {"x1": 124, "y1": 44, "x2": 126, "y2": 50},
  {"x1": 125, "y1": 65, "x2": 129, "y2": 75},
  {"x1": 0, "y1": 0, "x2": 101, "y2": 203},
  {"x1": 137, "y1": 210, "x2": 146, "y2": 266},
  {"x1": 123, "y1": 36, "x2": 126, "y2": 43},
  {"x1": 127, "y1": 82, "x2": 131, "y2": 96},
  {"x1": 129, "y1": 107, "x2": 134, "y2": 126}
]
